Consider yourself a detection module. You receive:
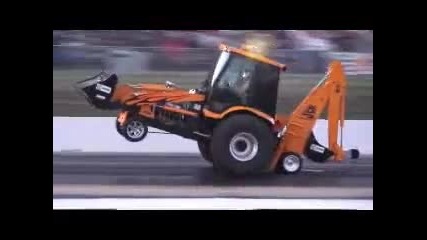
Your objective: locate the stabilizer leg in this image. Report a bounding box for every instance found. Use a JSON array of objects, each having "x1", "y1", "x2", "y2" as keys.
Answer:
[{"x1": 304, "y1": 132, "x2": 360, "y2": 163}]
